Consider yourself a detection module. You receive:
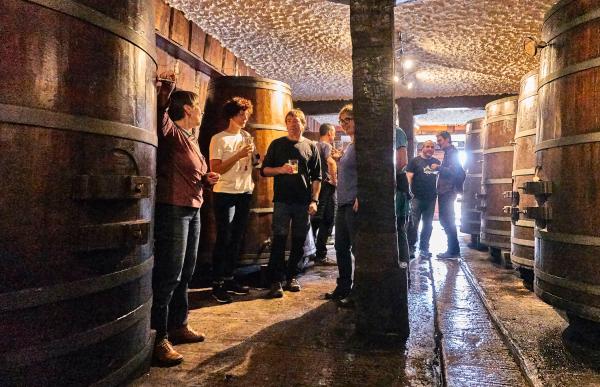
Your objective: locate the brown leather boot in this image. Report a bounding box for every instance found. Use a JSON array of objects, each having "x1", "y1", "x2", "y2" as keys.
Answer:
[
  {"x1": 169, "y1": 325, "x2": 206, "y2": 345},
  {"x1": 153, "y1": 338, "x2": 183, "y2": 366}
]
